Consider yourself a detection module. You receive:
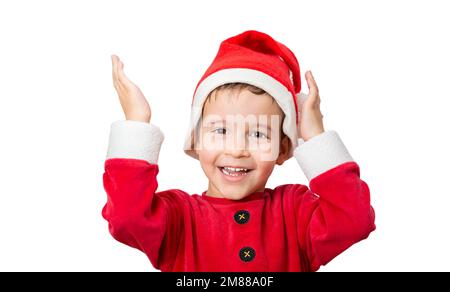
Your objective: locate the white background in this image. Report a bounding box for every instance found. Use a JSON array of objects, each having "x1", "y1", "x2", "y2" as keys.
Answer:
[{"x1": 0, "y1": 0, "x2": 449, "y2": 272}]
